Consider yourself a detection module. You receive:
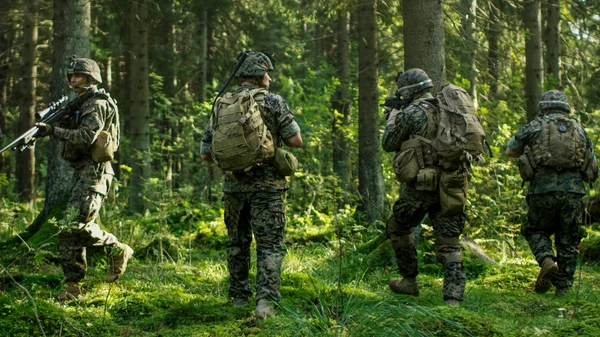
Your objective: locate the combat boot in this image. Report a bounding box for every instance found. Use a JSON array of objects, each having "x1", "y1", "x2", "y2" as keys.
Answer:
[
  {"x1": 534, "y1": 257, "x2": 558, "y2": 294},
  {"x1": 106, "y1": 242, "x2": 134, "y2": 283},
  {"x1": 254, "y1": 299, "x2": 275, "y2": 319},
  {"x1": 389, "y1": 277, "x2": 419, "y2": 296},
  {"x1": 57, "y1": 282, "x2": 86, "y2": 301},
  {"x1": 555, "y1": 287, "x2": 570, "y2": 296},
  {"x1": 446, "y1": 299, "x2": 460, "y2": 307},
  {"x1": 233, "y1": 297, "x2": 249, "y2": 307}
]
